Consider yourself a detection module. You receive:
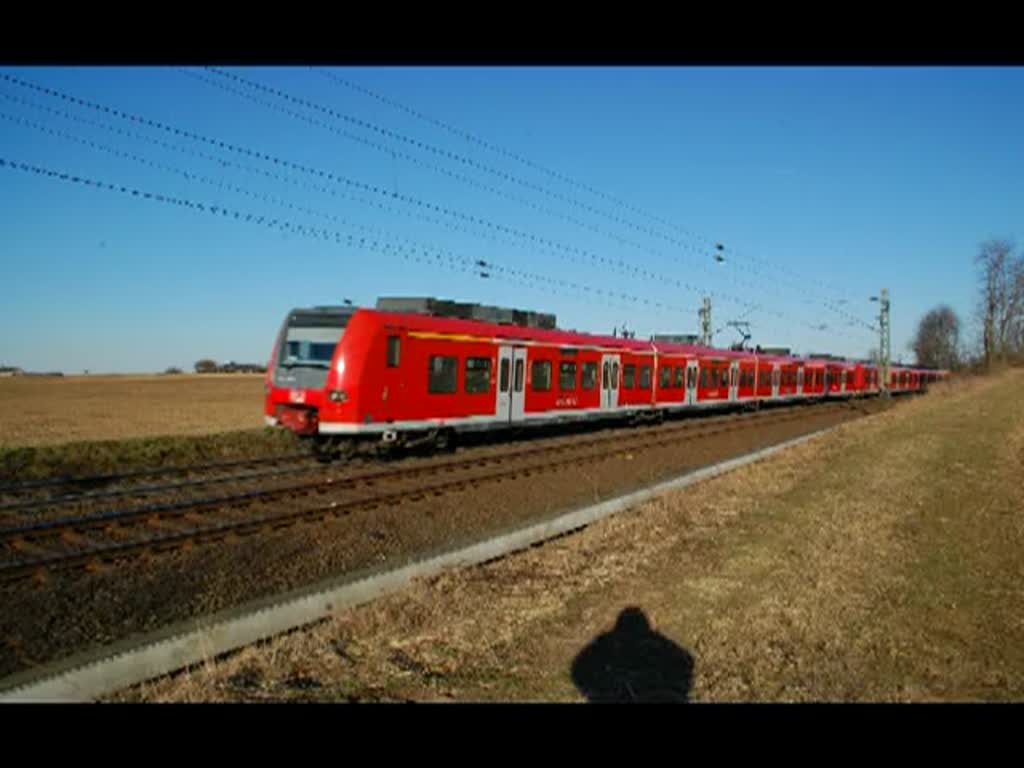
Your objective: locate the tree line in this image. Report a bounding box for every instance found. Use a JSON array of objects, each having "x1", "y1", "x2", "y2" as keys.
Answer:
[
  {"x1": 909, "y1": 238, "x2": 1024, "y2": 371},
  {"x1": 161, "y1": 360, "x2": 267, "y2": 374}
]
